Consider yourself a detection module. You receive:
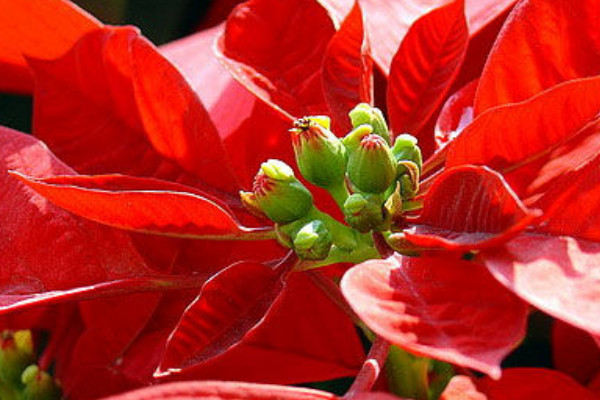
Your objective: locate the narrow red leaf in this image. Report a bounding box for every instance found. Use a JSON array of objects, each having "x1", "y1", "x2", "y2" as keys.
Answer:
[
  {"x1": 322, "y1": 2, "x2": 373, "y2": 133},
  {"x1": 30, "y1": 26, "x2": 237, "y2": 195},
  {"x1": 156, "y1": 258, "x2": 292, "y2": 374},
  {"x1": 217, "y1": 0, "x2": 335, "y2": 120},
  {"x1": 447, "y1": 76, "x2": 600, "y2": 194},
  {"x1": 475, "y1": 0, "x2": 600, "y2": 115},
  {"x1": 435, "y1": 79, "x2": 477, "y2": 149},
  {"x1": 404, "y1": 166, "x2": 537, "y2": 251},
  {"x1": 101, "y1": 381, "x2": 338, "y2": 400},
  {"x1": 0, "y1": 0, "x2": 100, "y2": 93},
  {"x1": 341, "y1": 254, "x2": 528, "y2": 378},
  {"x1": 476, "y1": 368, "x2": 599, "y2": 400},
  {"x1": 484, "y1": 234, "x2": 600, "y2": 336},
  {"x1": 0, "y1": 126, "x2": 152, "y2": 293},
  {"x1": 12, "y1": 173, "x2": 269, "y2": 240},
  {"x1": 387, "y1": 0, "x2": 468, "y2": 136}
]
